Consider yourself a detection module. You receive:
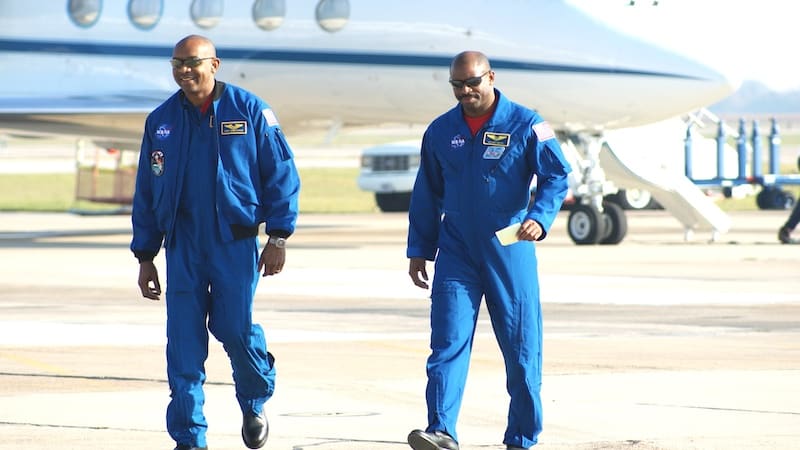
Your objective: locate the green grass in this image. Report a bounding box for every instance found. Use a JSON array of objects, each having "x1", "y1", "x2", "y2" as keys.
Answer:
[
  {"x1": 2, "y1": 165, "x2": 799, "y2": 214},
  {"x1": 297, "y1": 167, "x2": 377, "y2": 213},
  {"x1": 0, "y1": 173, "x2": 85, "y2": 212},
  {"x1": 0, "y1": 168, "x2": 378, "y2": 213}
]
